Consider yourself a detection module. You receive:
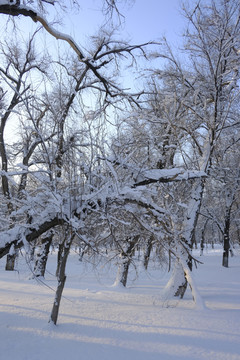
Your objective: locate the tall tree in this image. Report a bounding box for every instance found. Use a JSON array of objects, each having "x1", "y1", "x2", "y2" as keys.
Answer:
[{"x1": 162, "y1": 0, "x2": 240, "y2": 296}]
